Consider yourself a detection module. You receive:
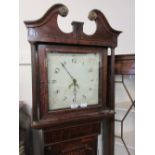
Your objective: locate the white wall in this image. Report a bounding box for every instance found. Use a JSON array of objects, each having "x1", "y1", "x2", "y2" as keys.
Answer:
[{"x1": 19, "y1": 0, "x2": 135, "y2": 107}]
